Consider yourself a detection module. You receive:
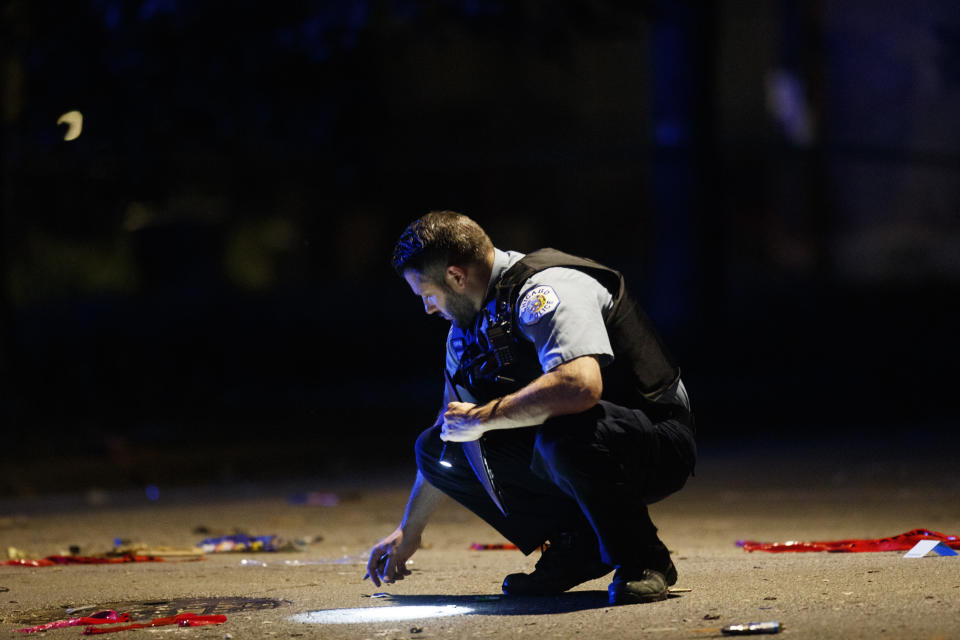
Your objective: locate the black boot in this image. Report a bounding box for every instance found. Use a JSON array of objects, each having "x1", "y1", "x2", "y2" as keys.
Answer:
[
  {"x1": 502, "y1": 532, "x2": 613, "y2": 596},
  {"x1": 607, "y1": 558, "x2": 678, "y2": 605}
]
